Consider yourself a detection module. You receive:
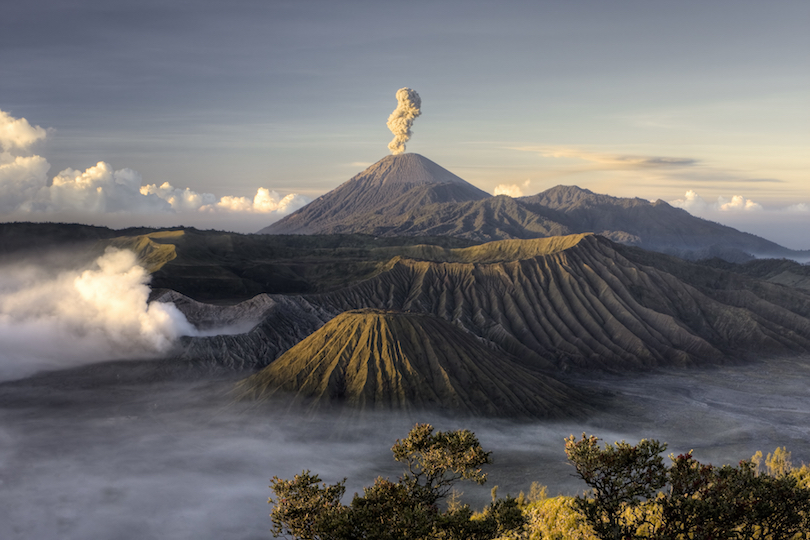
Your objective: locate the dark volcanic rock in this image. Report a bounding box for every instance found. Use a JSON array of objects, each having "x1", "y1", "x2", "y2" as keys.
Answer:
[
  {"x1": 178, "y1": 234, "x2": 810, "y2": 373},
  {"x1": 260, "y1": 157, "x2": 807, "y2": 261},
  {"x1": 261, "y1": 153, "x2": 490, "y2": 235}
]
